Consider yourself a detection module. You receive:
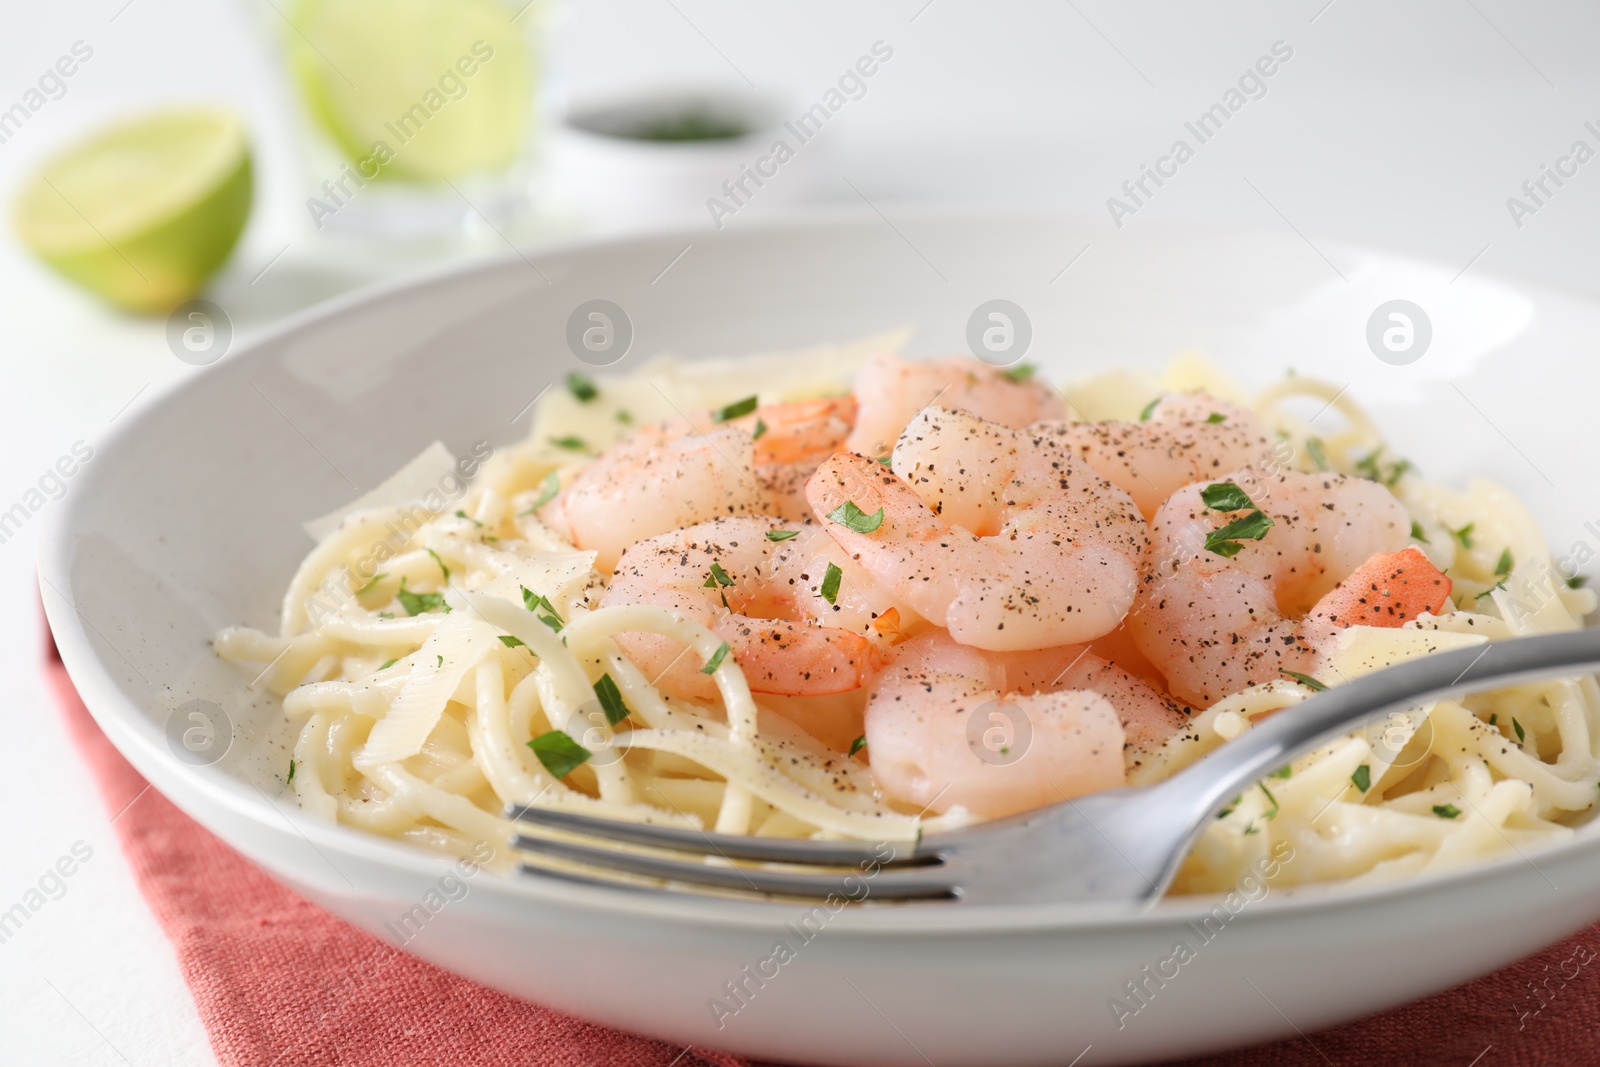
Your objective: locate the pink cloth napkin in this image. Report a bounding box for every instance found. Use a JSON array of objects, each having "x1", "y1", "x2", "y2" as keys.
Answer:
[{"x1": 45, "y1": 628, "x2": 1600, "y2": 1066}]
